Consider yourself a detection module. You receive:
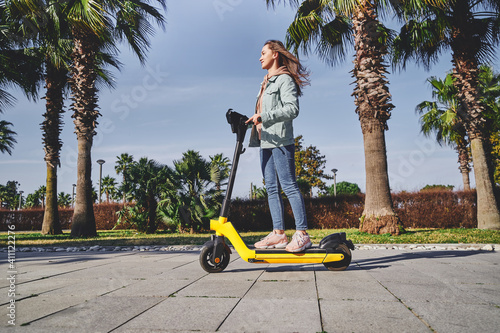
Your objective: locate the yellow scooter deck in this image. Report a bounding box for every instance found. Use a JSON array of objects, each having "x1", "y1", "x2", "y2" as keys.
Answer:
[
  {"x1": 251, "y1": 248, "x2": 344, "y2": 264},
  {"x1": 210, "y1": 218, "x2": 344, "y2": 264}
]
